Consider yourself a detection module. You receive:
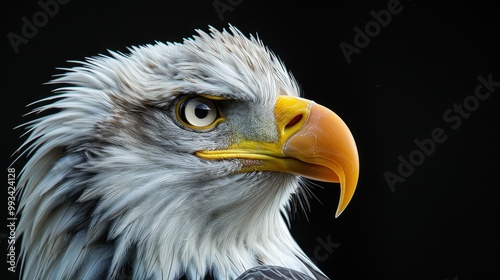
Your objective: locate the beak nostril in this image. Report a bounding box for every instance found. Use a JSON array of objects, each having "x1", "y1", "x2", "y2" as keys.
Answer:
[{"x1": 286, "y1": 114, "x2": 303, "y2": 129}]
